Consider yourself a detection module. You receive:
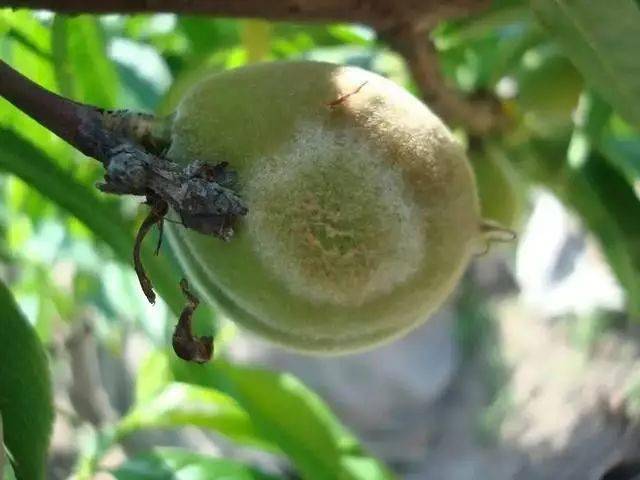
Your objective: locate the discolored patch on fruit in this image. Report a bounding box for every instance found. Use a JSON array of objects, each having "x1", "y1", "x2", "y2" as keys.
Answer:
[
  {"x1": 245, "y1": 121, "x2": 424, "y2": 306},
  {"x1": 166, "y1": 61, "x2": 481, "y2": 353}
]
